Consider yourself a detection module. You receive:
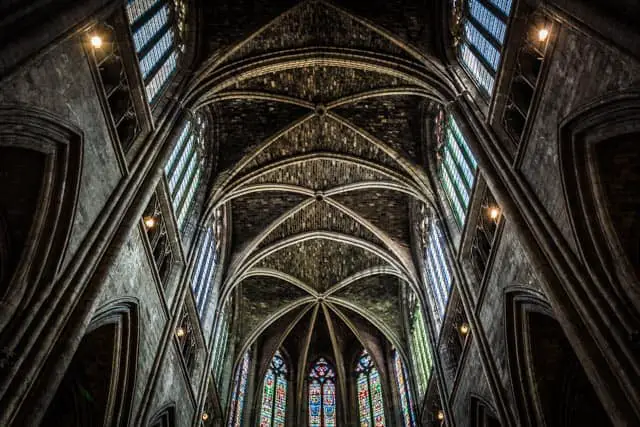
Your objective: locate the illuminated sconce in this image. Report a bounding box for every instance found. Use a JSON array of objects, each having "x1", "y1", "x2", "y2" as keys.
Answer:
[
  {"x1": 176, "y1": 326, "x2": 186, "y2": 338},
  {"x1": 90, "y1": 35, "x2": 103, "y2": 49},
  {"x1": 437, "y1": 409, "x2": 445, "y2": 422},
  {"x1": 201, "y1": 412, "x2": 209, "y2": 421},
  {"x1": 459, "y1": 322, "x2": 470, "y2": 336},
  {"x1": 143, "y1": 215, "x2": 157, "y2": 230},
  {"x1": 488, "y1": 206, "x2": 500, "y2": 221},
  {"x1": 537, "y1": 27, "x2": 550, "y2": 42}
]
